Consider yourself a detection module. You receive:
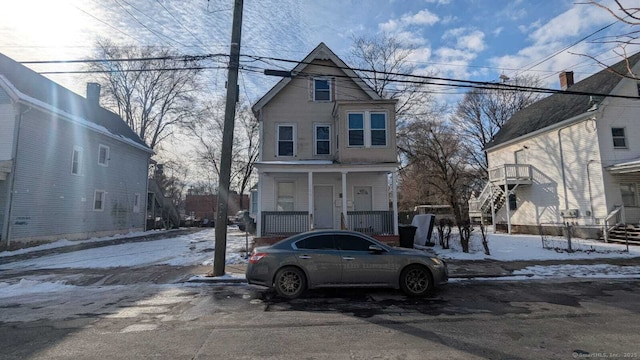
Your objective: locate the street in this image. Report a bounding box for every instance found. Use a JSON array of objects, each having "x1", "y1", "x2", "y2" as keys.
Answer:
[{"x1": 1, "y1": 263, "x2": 639, "y2": 360}]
